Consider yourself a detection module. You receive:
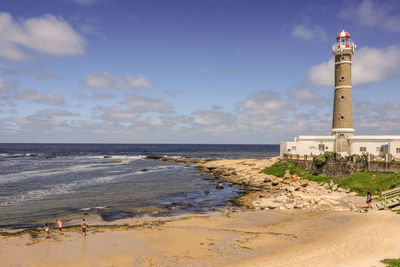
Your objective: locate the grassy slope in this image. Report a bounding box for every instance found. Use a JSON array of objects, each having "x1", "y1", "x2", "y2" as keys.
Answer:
[
  {"x1": 262, "y1": 161, "x2": 400, "y2": 196},
  {"x1": 381, "y1": 258, "x2": 400, "y2": 267}
]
